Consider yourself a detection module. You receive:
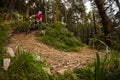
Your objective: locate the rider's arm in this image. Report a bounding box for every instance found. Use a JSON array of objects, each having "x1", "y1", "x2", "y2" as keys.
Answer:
[
  {"x1": 29, "y1": 15, "x2": 35, "y2": 19},
  {"x1": 38, "y1": 15, "x2": 43, "y2": 22},
  {"x1": 39, "y1": 18, "x2": 42, "y2": 21}
]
